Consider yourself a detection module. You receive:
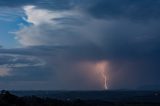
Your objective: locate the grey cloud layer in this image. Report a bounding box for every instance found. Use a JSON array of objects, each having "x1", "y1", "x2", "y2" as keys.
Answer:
[
  {"x1": 1, "y1": 0, "x2": 160, "y2": 90},
  {"x1": 0, "y1": 0, "x2": 76, "y2": 10}
]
